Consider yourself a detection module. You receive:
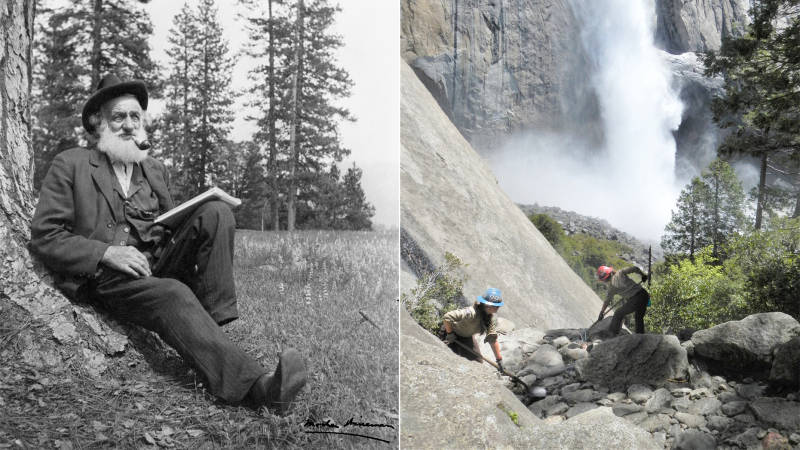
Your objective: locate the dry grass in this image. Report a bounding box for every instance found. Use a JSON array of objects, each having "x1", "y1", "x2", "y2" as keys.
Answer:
[{"x1": 0, "y1": 229, "x2": 399, "y2": 449}]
